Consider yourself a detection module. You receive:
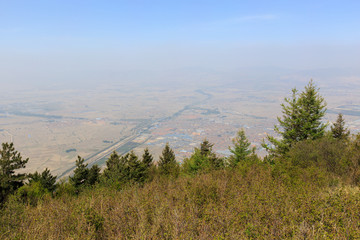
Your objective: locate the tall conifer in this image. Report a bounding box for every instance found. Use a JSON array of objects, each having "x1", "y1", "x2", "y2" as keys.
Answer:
[
  {"x1": 142, "y1": 148, "x2": 153, "y2": 168},
  {"x1": 331, "y1": 113, "x2": 350, "y2": 139},
  {"x1": 264, "y1": 80, "x2": 327, "y2": 156},
  {"x1": 158, "y1": 143, "x2": 179, "y2": 177},
  {"x1": 228, "y1": 129, "x2": 254, "y2": 167},
  {"x1": 0, "y1": 142, "x2": 28, "y2": 203},
  {"x1": 69, "y1": 156, "x2": 89, "y2": 189}
]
